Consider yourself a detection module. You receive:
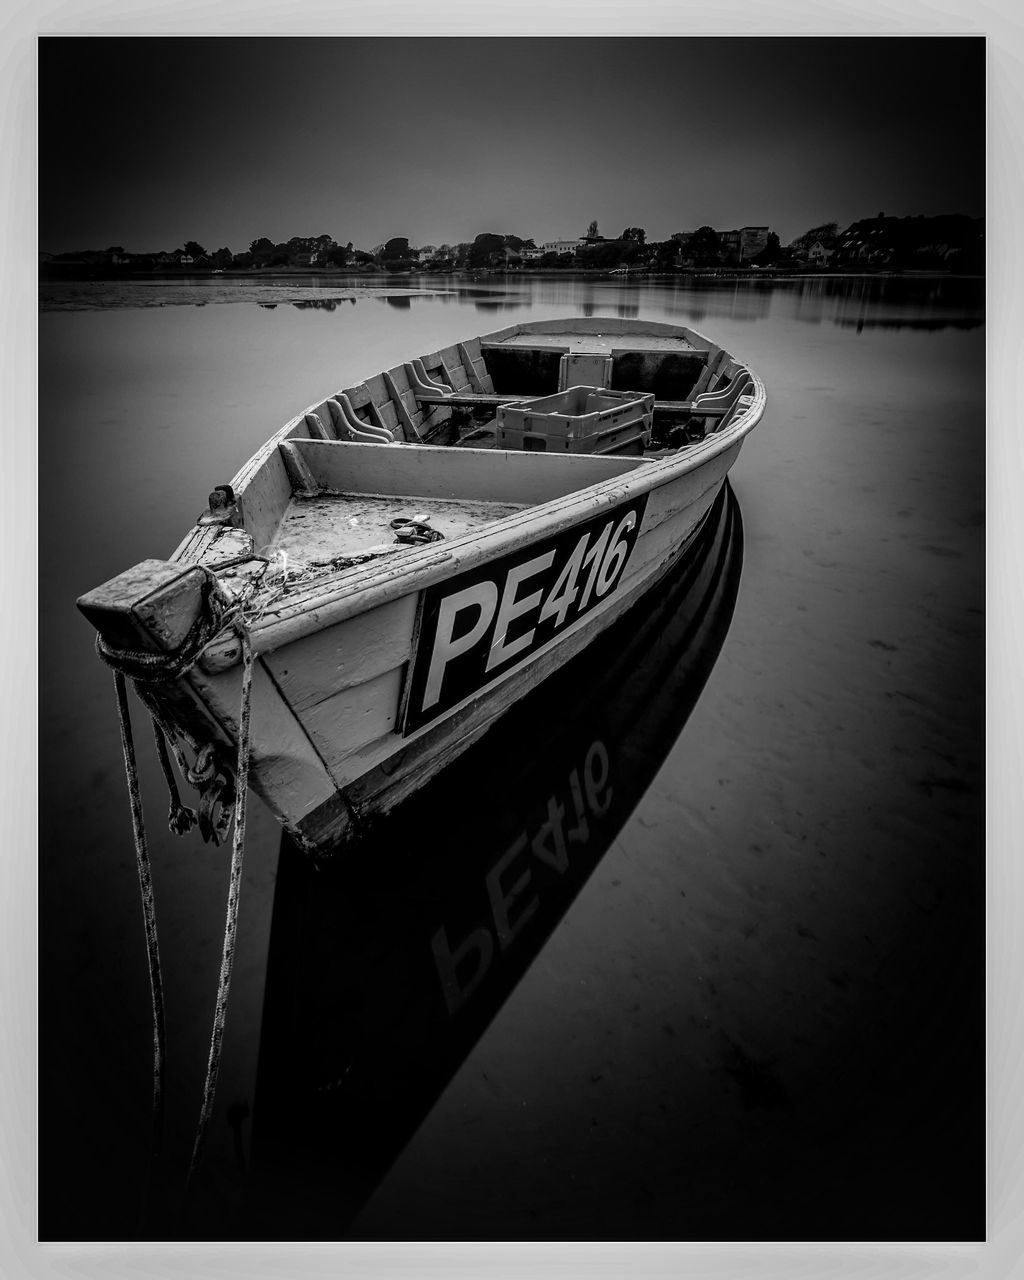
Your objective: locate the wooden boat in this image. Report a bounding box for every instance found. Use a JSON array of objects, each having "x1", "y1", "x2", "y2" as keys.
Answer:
[{"x1": 78, "y1": 317, "x2": 765, "y2": 858}]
